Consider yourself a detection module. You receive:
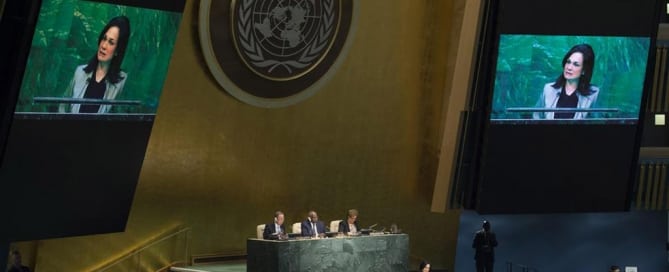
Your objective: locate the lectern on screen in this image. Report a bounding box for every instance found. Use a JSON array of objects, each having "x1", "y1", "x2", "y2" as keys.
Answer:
[
  {"x1": 472, "y1": 0, "x2": 662, "y2": 213},
  {"x1": 0, "y1": 0, "x2": 185, "y2": 240}
]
